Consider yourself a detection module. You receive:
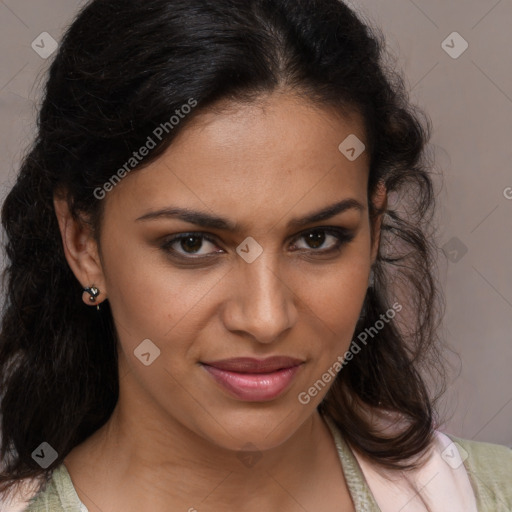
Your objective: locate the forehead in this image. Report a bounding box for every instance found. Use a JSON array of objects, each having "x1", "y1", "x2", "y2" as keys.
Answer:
[
  {"x1": 105, "y1": 92, "x2": 370, "y2": 224},
  {"x1": 170, "y1": 92, "x2": 368, "y2": 171}
]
